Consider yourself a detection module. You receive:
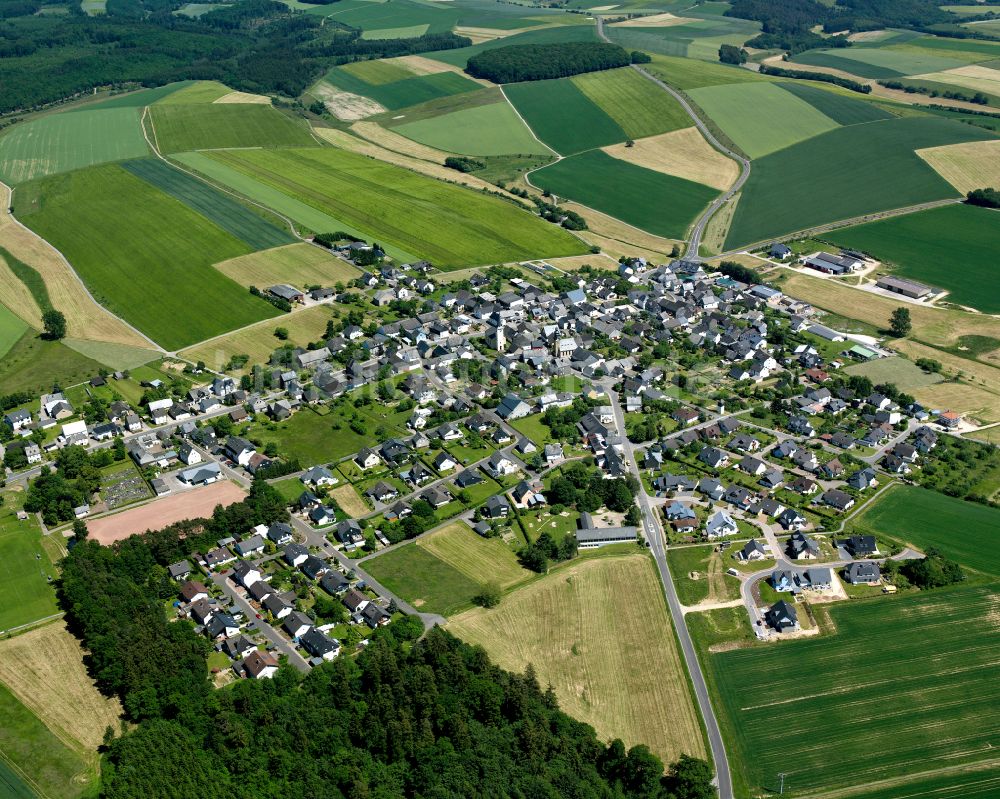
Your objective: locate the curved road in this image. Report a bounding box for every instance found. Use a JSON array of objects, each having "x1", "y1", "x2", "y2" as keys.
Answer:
[
  {"x1": 595, "y1": 17, "x2": 750, "y2": 259},
  {"x1": 605, "y1": 385, "x2": 734, "y2": 799}
]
